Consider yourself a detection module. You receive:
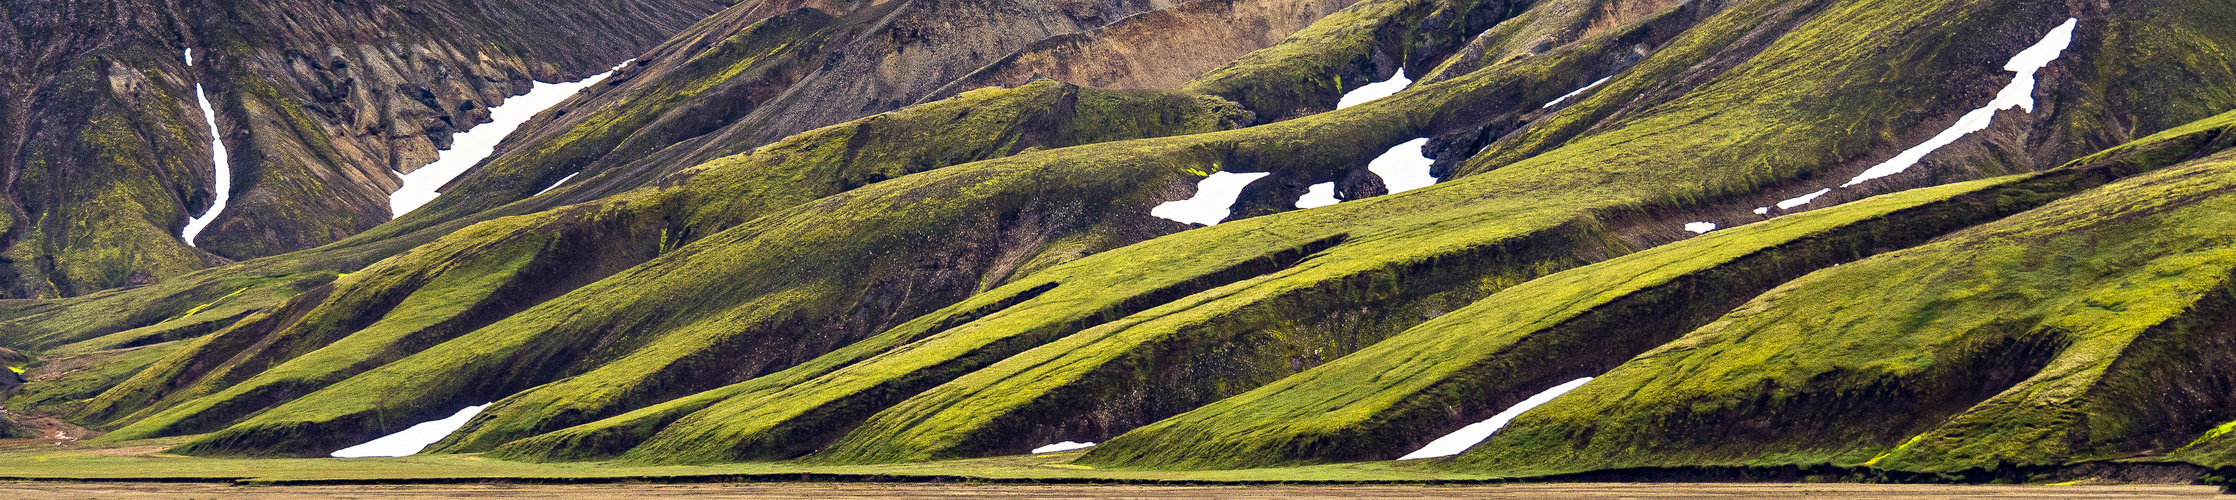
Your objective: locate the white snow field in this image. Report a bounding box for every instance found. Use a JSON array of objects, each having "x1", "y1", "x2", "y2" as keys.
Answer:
[
  {"x1": 1295, "y1": 182, "x2": 1340, "y2": 208},
  {"x1": 1152, "y1": 171, "x2": 1271, "y2": 226},
  {"x1": 330, "y1": 404, "x2": 490, "y2": 458},
  {"x1": 1776, "y1": 188, "x2": 1831, "y2": 210},
  {"x1": 1400, "y1": 377, "x2": 1594, "y2": 460},
  {"x1": 1032, "y1": 441, "x2": 1096, "y2": 454},
  {"x1": 1369, "y1": 138, "x2": 1438, "y2": 194},
  {"x1": 1337, "y1": 68, "x2": 1411, "y2": 109}
]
